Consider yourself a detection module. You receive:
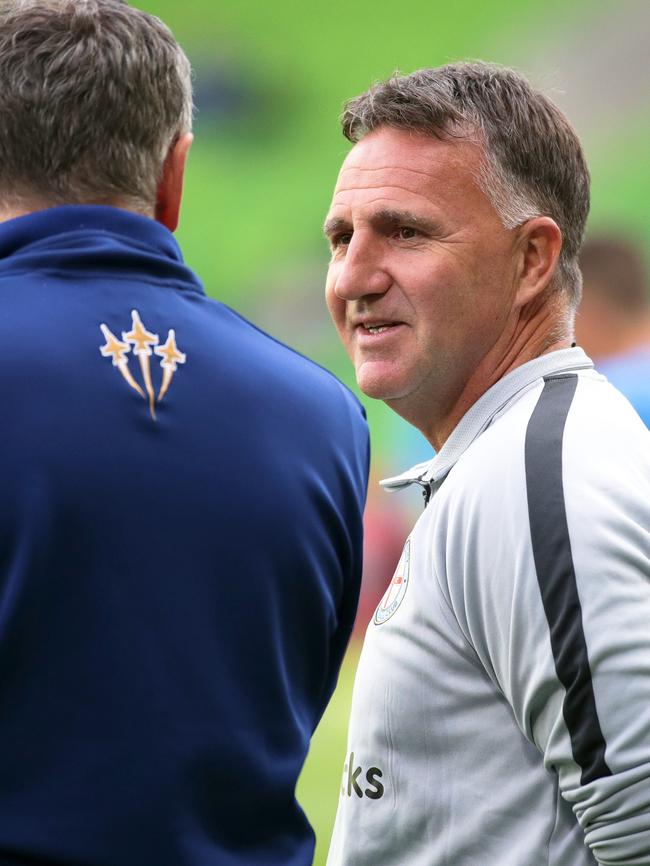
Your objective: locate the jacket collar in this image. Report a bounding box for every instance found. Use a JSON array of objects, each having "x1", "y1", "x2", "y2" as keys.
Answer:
[
  {"x1": 0, "y1": 204, "x2": 204, "y2": 294},
  {"x1": 381, "y1": 347, "x2": 594, "y2": 492}
]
